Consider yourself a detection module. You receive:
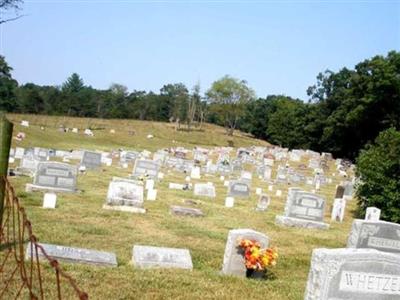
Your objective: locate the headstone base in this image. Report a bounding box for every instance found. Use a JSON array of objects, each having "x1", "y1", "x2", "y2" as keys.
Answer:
[
  {"x1": 275, "y1": 215, "x2": 329, "y2": 230},
  {"x1": 25, "y1": 184, "x2": 77, "y2": 194},
  {"x1": 102, "y1": 204, "x2": 146, "y2": 214}
]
